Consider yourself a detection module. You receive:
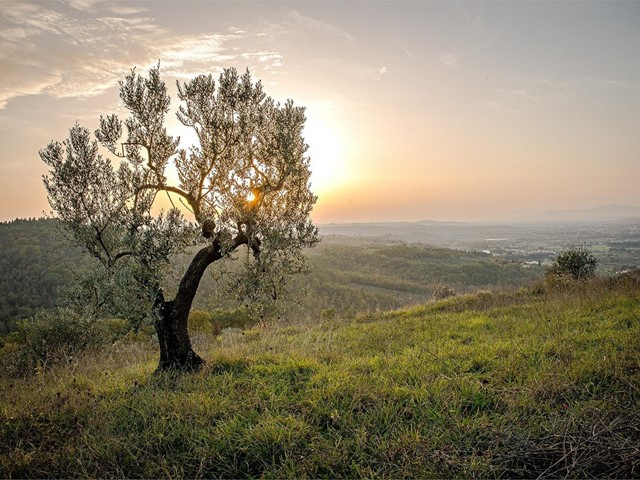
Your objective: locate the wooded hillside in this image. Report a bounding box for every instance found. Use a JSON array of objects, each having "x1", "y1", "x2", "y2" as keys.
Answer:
[{"x1": 0, "y1": 219, "x2": 543, "y2": 333}]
